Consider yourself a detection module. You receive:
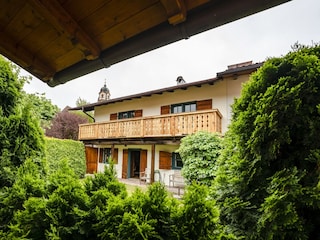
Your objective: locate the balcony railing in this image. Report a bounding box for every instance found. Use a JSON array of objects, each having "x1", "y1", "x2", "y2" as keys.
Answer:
[{"x1": 78, "y1": 109, "x2": 222, "y2": 140}]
